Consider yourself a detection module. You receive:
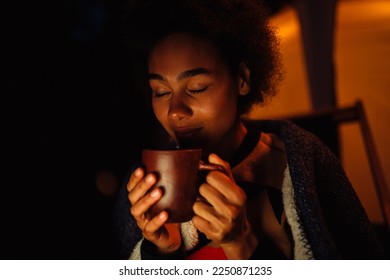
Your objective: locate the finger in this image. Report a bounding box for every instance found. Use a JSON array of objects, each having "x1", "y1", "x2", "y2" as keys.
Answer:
[
  {"x1": 208, "y1": 153, "x2": 234, "y2": 180},
  {"x1": 198, "y1": 183, "x2": 242, "y2": 221},
  {"x1": 207, "y1": 153, "x2": 244, "y2": 204},
  {"x1": 193, "y1": 199, "x2": 221, "y2": 226},
  {"x1": 128, "y1": 173, "x2": 157, "y2": 206},
  {"x1": 194, "y1": 195, "x2": 240, "y2": 227},
  {"x1": 198, "y1": 182, "x2": 228, "y2": 211},
  {"x1": 193, "y1": 201, "x2": 241, "y2": 244},
  {"x1": 130, "y1": 187, "x2": 162, "y2": 219},
  {"x1": 127, "y1": 167, "x2": 144, "y2": 192},
  {"x1": 143, "y1": 211, "x2": 169, "y2": 237},
  {"x1": 192, "y1": 215, "x2": 214, "y2": 239},
  {"x1": 205, "y1": 171, "x2": 246, "y2": 205},
  {"x1": 192, "y1": 213, "x2": 228, "y2": 243}
]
